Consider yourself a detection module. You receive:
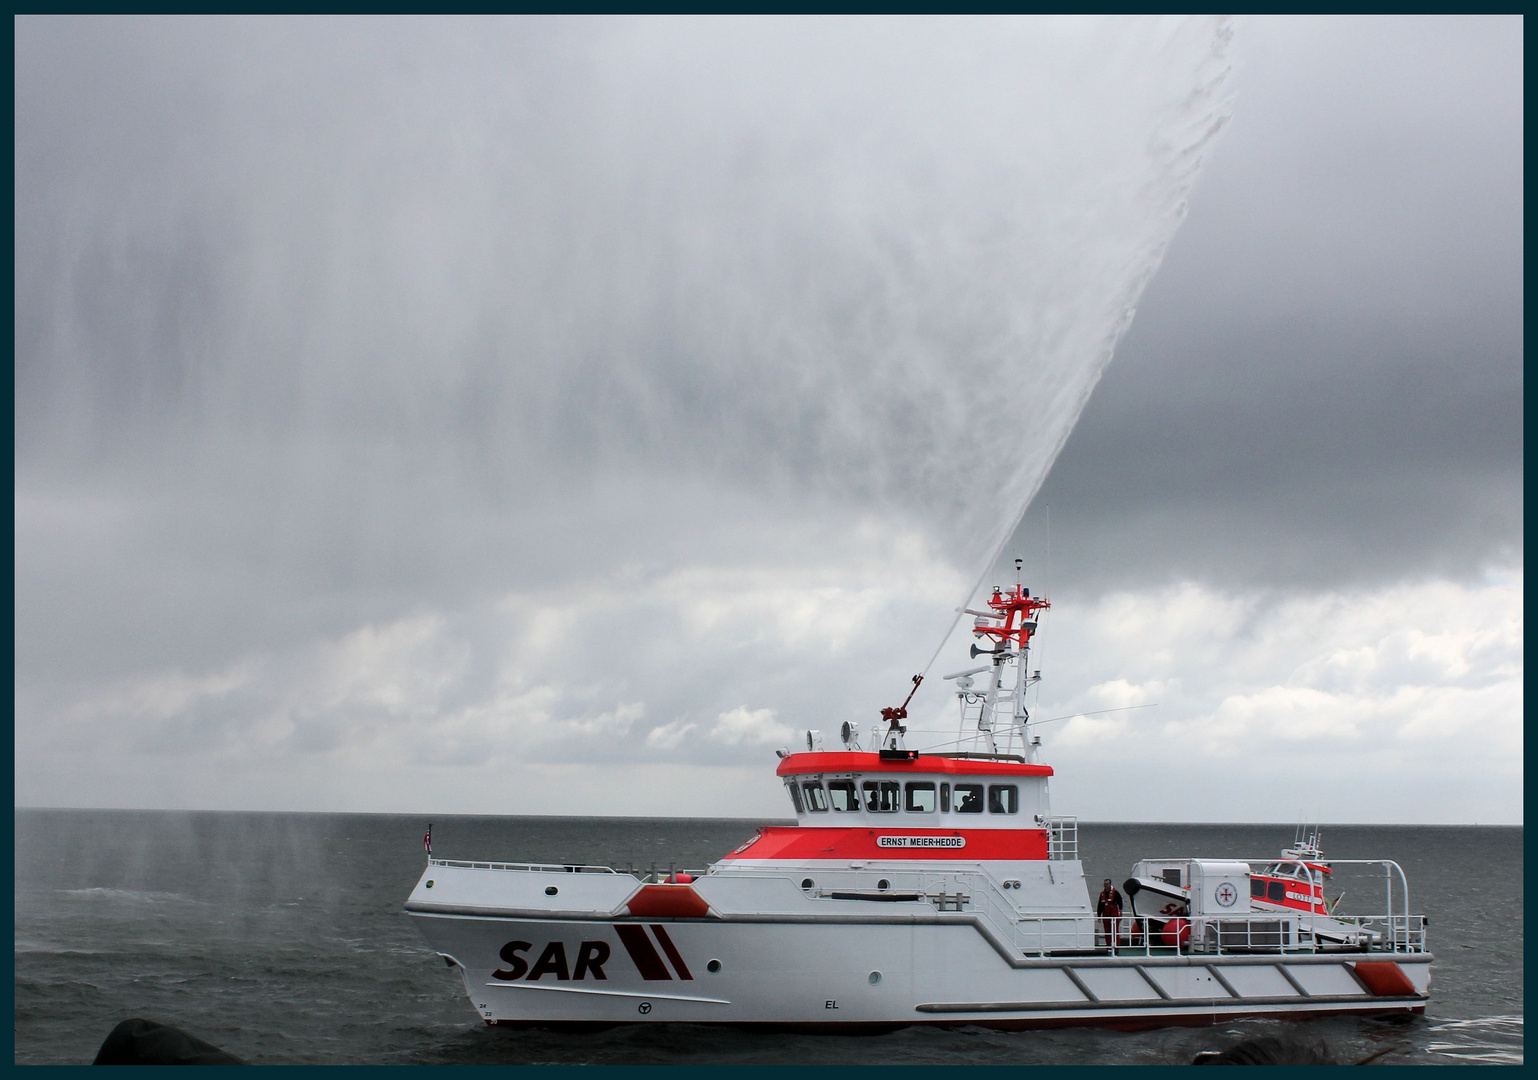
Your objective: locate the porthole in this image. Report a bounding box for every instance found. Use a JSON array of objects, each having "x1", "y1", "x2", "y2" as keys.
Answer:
[
  {"x1": 545, "y1": 886, "x2": 559, "y2": 896},
  {"x1": 707, "y1": 959, "x2": 722, "y2": 973},
  {"x1": 868, "y1": 971, "x2": 882, "y2": 985},
  {"x1": 877, "y1": 879, "x2": 890, "y2": 891},
  {"x1": 802, "y1": 878, "x2": 815, "y2": 890},
  {"x1": 425, "y1": 880, "x2": 434, "y2": 889}
]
